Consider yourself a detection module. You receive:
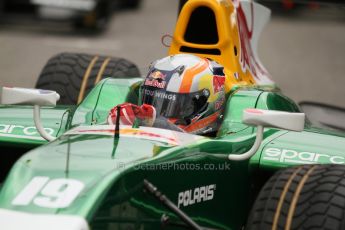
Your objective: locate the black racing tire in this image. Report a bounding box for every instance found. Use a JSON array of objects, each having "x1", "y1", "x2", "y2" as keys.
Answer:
[
  {"x1": 36, "y1": 52, "x2": 140, "y2": 105},
  {"x1": 246, "y1": 164, "x2": 345, "y2": 230}
]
